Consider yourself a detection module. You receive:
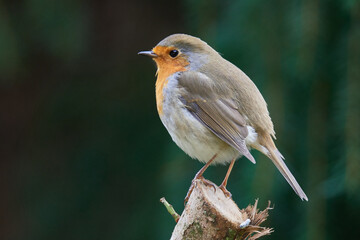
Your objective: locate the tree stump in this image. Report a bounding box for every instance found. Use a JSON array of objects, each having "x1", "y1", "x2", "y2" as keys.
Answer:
[{"x1": 163, "y1": 179, "x2": 273, "y2": 240}]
